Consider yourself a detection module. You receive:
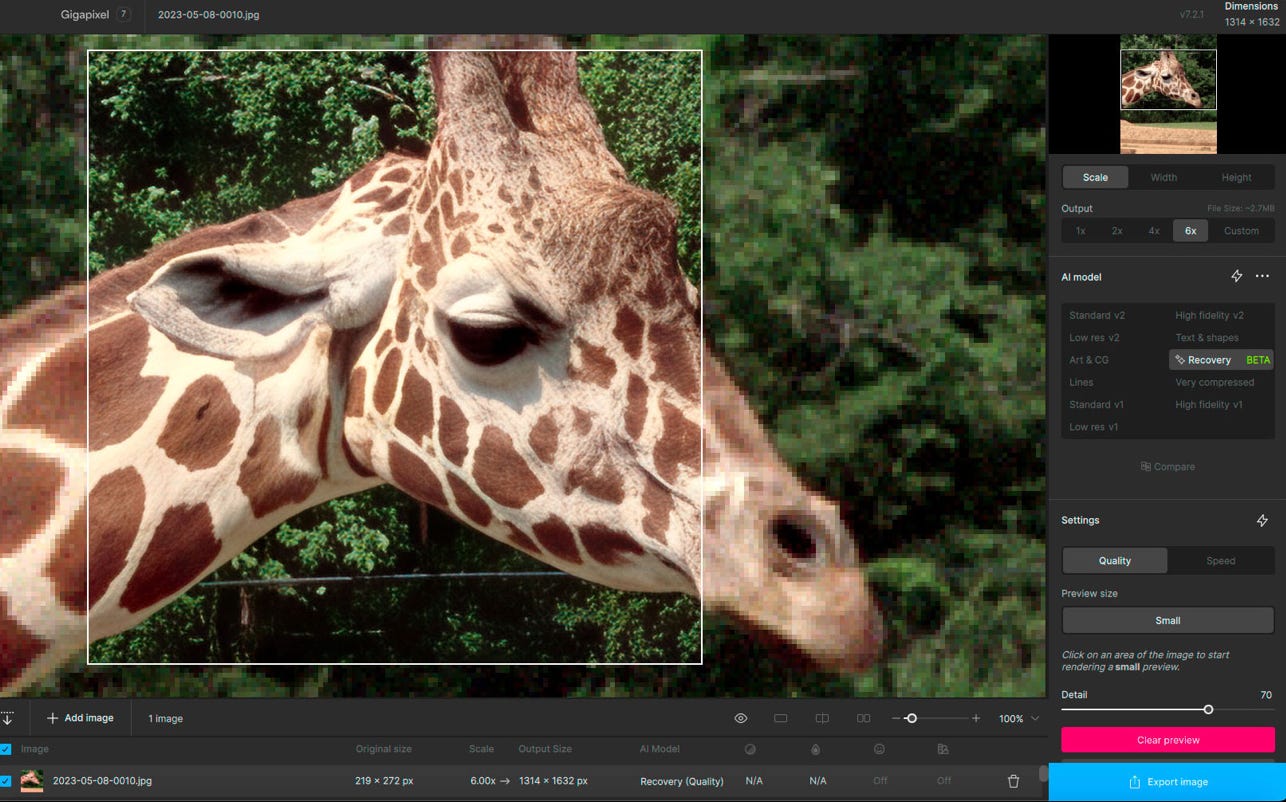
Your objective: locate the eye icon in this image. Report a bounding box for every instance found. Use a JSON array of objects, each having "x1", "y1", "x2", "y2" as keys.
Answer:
[{"x1": 733, "y1": 712, "x2": 749, "y2": 725}]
